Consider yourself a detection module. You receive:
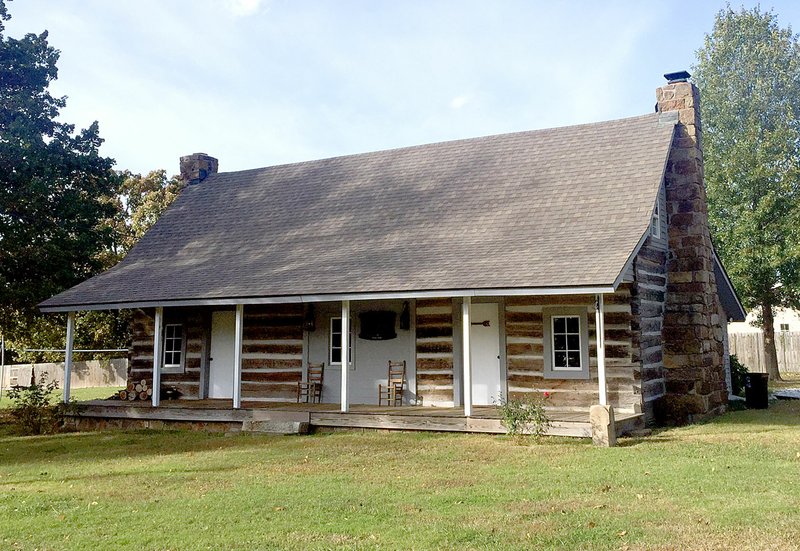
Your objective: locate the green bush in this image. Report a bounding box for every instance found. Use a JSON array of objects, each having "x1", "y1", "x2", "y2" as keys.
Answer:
[
  {"x1": 7, "y1": 374, "x2": 79, "y2": 435},
  {"x1": 729, "y1": 354, "x2": 749, "y2": 397},
  {"x1": 495, "y1": 393, "x2": 551, "y2": 443}
]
